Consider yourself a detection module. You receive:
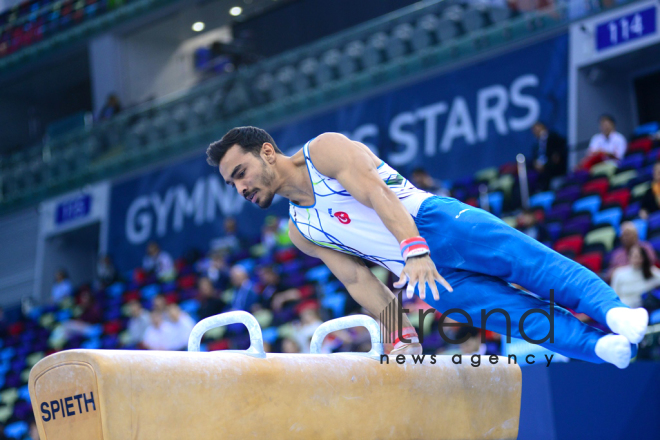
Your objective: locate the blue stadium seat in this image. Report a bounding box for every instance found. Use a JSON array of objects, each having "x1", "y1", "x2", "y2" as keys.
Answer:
[
  {"x1": 262, "y1": 327, "x2": 280, "y2": 345},
  {"x1": 530, "y1": 191, "x2": 555, "y2": 212},
  {"x1": 631, "y1": 218, "x2": 648, "y2": 241},
  {"x1": 140, "y1": 284, "x2": 161, "y2": 300},
  {"x1": 17, "y1": 385, "x2": 30, "y2": 403},
  {"x1": 572, "y1": 195, "x2": 601, "y2": 216},
  {"x1": 488, "y1": 191, "x2": 503, "y2": 216},
  {"x1": 322, "y1": 293, "x2": 347, "y2": 319},
  {"x1": 107, "y1": 282, "x2": 125, "y2": 297},
  {"x1": 305, "y1": 265, "x2": 331, "y2": 283},
  {"x1": 180, "y1": 299, "x2": 200, "y2": 316},
  {"x1": 593, "y1": 208, "x2": 623, "y2": 234},
  {"x1": 4, "y1": 421, "x2": 28, "y2": 439},
  {"x1": 81, "y1": 338, "x2": 102, "y2": 349}
]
